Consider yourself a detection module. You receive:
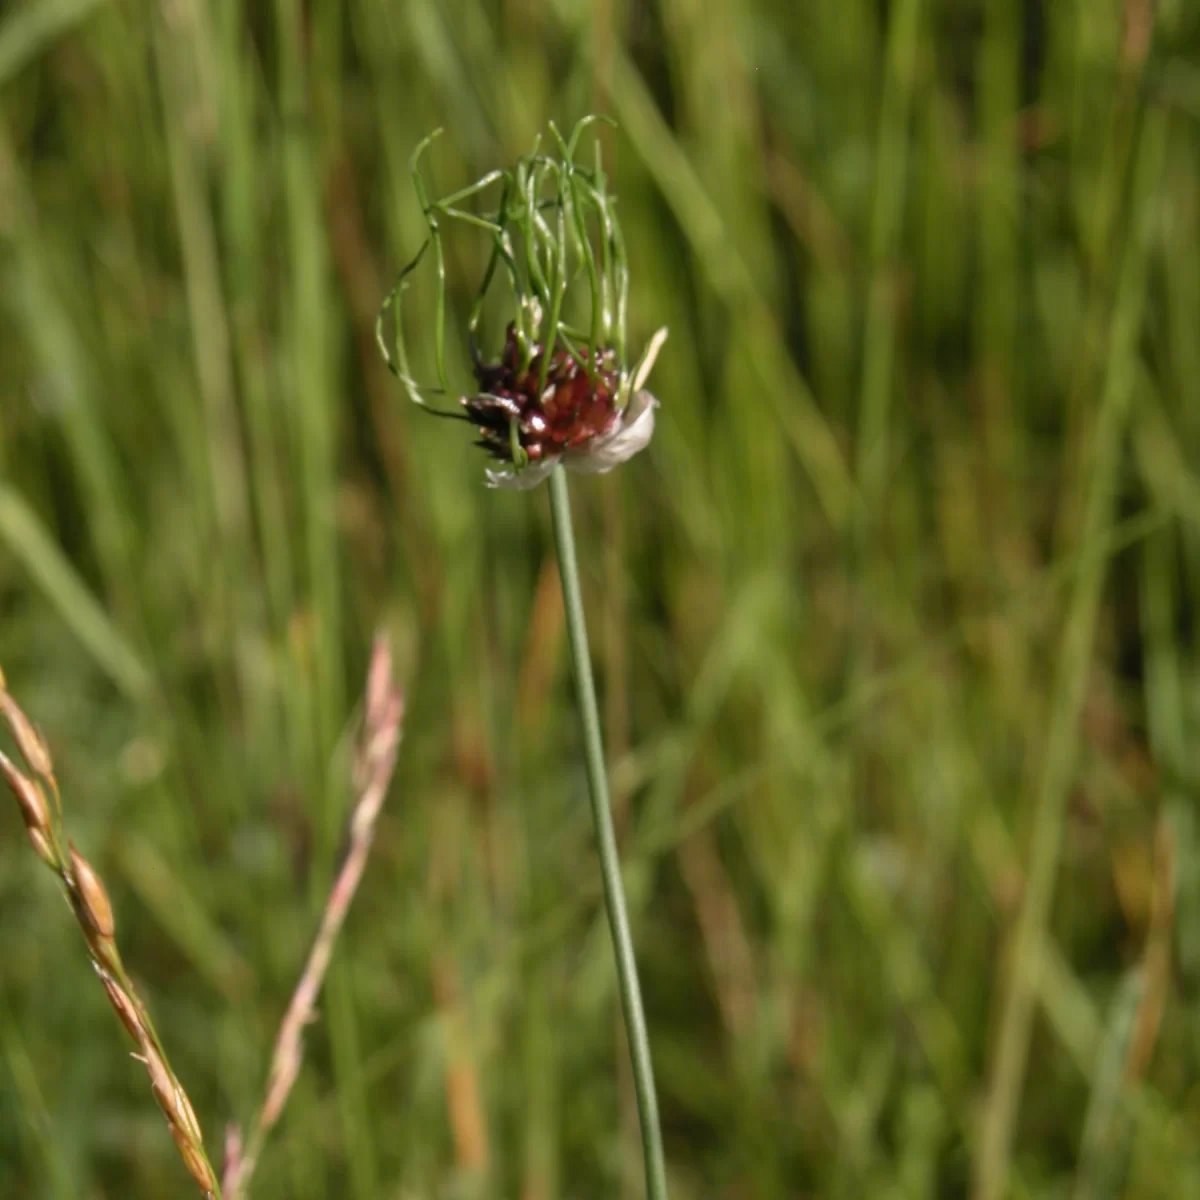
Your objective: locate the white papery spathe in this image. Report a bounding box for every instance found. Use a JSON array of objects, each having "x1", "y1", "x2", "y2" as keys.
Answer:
[
  {"x1": 485, "y1": 327, "x2": 667, "y2": 490},
  {"x1": 484, "y1": 389, "x2": 657, "y2": 489}
]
